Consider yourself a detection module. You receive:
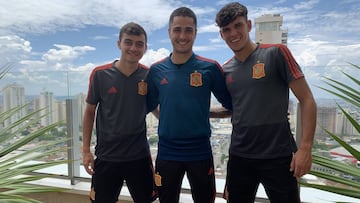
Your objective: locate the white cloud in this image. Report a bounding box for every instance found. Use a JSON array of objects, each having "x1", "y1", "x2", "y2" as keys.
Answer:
[
  {"x1": 198, "y1": 24, "x2": 218, "y2": 33},
  {"x1": 209, "y1": 37, "x2": 223, "y2": 44},
  {"x1": 42, "y1": 44, "x2": 96, "y2": 64},
  {"x1": 91, "y1": 36, "x2": 110, "y2": 40},
  {"x1": 0, "y1": 0, "x2": 175, "y2": 35},
  {"x1": 140, "y1": 48, "x2": 170, "y2": 67},
  {"x1": 293, "y1": 0, "x2": 319, "y2": 10},
  {"x1": 289, "y1": 37, "x2": 360, "y2": 67},
  {"x1": 286, "y1": 36, "x2": 360, "y2": 97},
  {"x1": 71, "y1": 63, "x2": 96, "y2": 72},
  {"x1": 0, "y1": 35, "x2": 32, "y2": 64},
  {"x1": 194, "y1": 44, "x2": 227, "y2": 52},
  {"x1": 17, "y1": 44, "x2": 96, "y2": 72}
]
